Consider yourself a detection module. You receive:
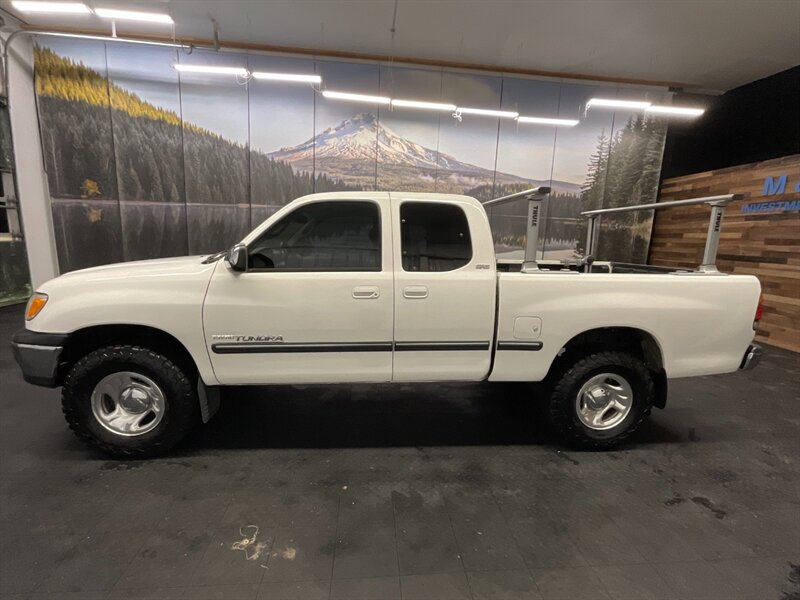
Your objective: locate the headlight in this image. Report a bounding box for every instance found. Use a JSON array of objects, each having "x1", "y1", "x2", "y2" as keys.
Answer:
[{"x1": 26, "y1": 293, "x2": 48, "y2": 321}]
